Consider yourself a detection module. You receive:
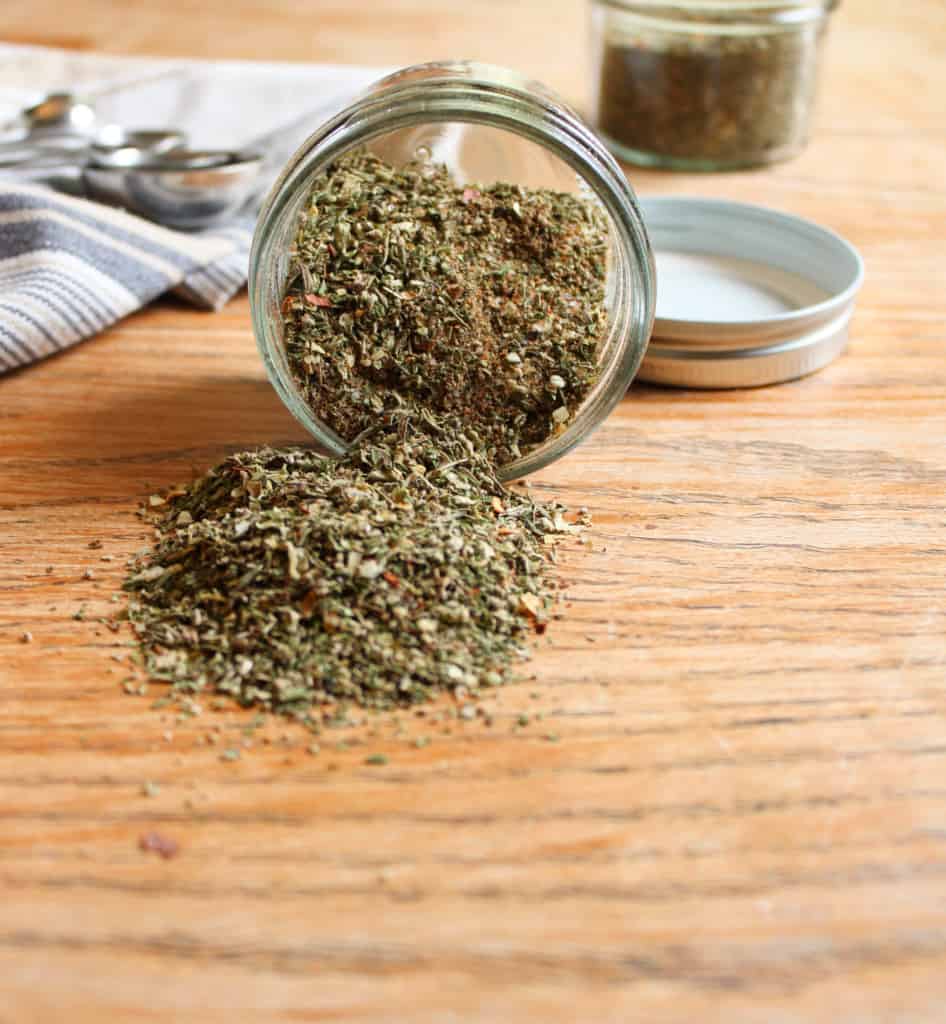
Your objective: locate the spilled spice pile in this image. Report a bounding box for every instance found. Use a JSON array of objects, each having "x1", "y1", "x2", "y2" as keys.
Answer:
[
  {"x1": 125, "y1": 411, "x2": 587, "y2": 725},
  {"x1": 282, "y1": 150, "x2": 609, "y2": 465},
  {"x1": 595, "y1": 19, "x2": 822, "y2": 168}
]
